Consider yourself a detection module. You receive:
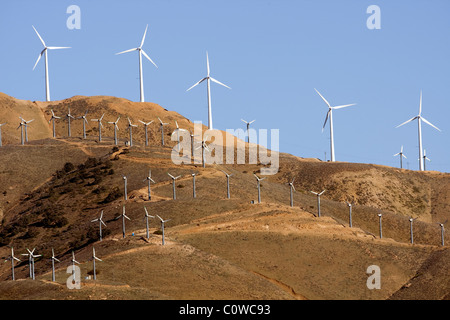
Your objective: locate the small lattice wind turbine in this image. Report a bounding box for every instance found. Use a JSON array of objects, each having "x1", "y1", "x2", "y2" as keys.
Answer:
[
  {"x1": 108, "y1": 116, "x2": 120, "y2": 145},
  {"x1": 6, "y1": 247, "x2": 20, "y2": 281},
  {"x1": 51, "y1": 248, "x2": 60, "y2": 282},
  {"x1": 310, "y1": 190, "x2": 326, "y2": 217},
  {"x1": 167, "y1": 173, "x2": 181, "y2": 200},
  {"x1": 143, "y1": 169, "x2": 155, "y2": 201},
  {"x1": 394, "y1": 145, "x2": 407, "y2": 169},
  {"x1": 91, "y1": 247, "x2": 102, "y2": 280},
  {"x1": 157, "y1": 117, "x2": 169, "y2": 146},
  {"x1": 91, "y1": 113, "x2": 105, "y2": 142},
  {"x1": 139, "y1": 120, "x2": 153, "y2": 146},
  {"x1": 156, "y1": 215, "x2": 171, "y2": 245},
  {"x1": 253, "y1": 174, "x2": 265, "y2": 204},
  {"x1": 143, "y1": 206, "x2": 155, "y2": 239},
  {"x1": 221, "y1": 170, "x2": 233, "y2": 199},
  {"x1": 48, "y1": 110, "x2": 60, "y2": 138},
  {"x1": 91, "y1": 210, "x2": 107, "y2": 241},
  {"x1": 288, "y1": 178, "x2": 295, "y2": 207},
  {"x1": 77, "y1": 110, "x2": 89, "y2": 139}
]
